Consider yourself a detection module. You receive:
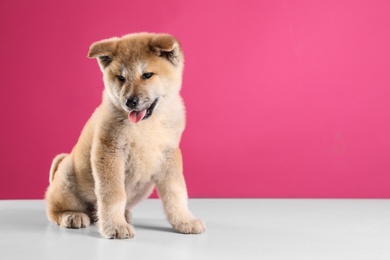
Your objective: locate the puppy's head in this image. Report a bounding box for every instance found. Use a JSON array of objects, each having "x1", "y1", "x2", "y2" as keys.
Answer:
[{"x1": 88, "y1": 33, "x2": 184, "y2": 123}]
